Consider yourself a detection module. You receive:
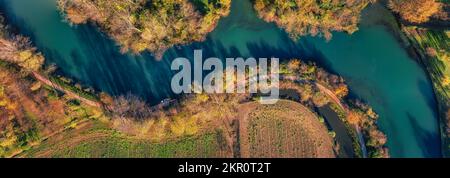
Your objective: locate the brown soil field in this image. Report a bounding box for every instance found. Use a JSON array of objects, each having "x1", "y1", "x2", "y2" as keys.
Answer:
[{"x1": 238, "y1": 100, "x2": 335, "y2": 158}]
